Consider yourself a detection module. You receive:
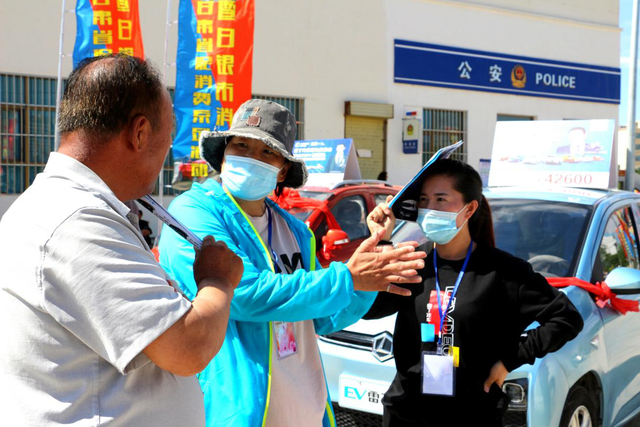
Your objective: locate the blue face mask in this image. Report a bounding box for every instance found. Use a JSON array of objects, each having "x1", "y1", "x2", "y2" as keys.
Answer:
[
  {"x1": 417, "y1": 204, "x2": 469, "y2": 245},
  {"x1": 220, "y1": 155, "x2": 283, "y2": 201}
]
